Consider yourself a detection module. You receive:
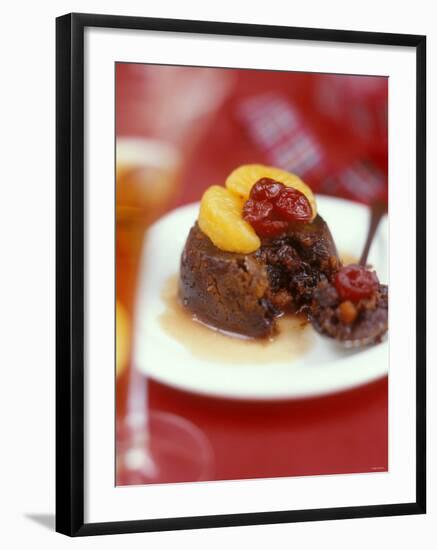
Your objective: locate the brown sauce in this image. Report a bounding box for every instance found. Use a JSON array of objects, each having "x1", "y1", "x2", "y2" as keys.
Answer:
[
  {"x1": 159, "y1": 250, "x2": 356, "y2": 364},
  {"x1": 159, "y1": 276, "x2": 313, "y2": 364},
  {"x1": 340, "y1": 252, "x2": 358, "y2": 265}
]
